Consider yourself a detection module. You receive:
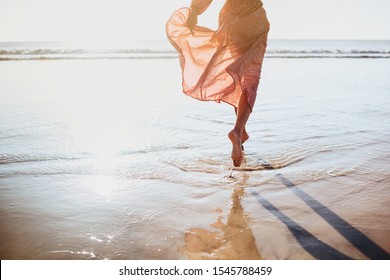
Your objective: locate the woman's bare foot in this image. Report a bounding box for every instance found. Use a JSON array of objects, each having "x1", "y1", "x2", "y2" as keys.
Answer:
[
  {"x1": 228, "y1": 129, "x2": 243, "y2": 167},
  {"x1": 241, "y1": 129, "x2": 249, "y2": 151},
  {"x1": 242, "y1": 129, "x2": 249, "y2": 144}
]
